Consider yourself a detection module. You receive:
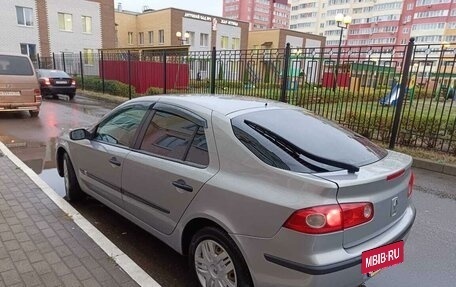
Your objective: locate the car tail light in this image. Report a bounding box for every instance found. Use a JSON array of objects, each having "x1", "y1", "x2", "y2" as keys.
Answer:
[
  {"x1": 41, "y1": 78, "x2": 51, "y2": 86},
  {"x1": 71, "y1": 79, "x2": 76, "y2": 86},
  {"x1": 386, "y1": 169, "x2": 405, "y2": 181},
  {"x1": 408, "y1": 171, "x2": 415, "y2": 198},
  {"x1": 34, "y1": 89, "x2": 42, "y2": 102},
  {"x1": 284, "y1": 203, "x2": 374, "y2": 234}
]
